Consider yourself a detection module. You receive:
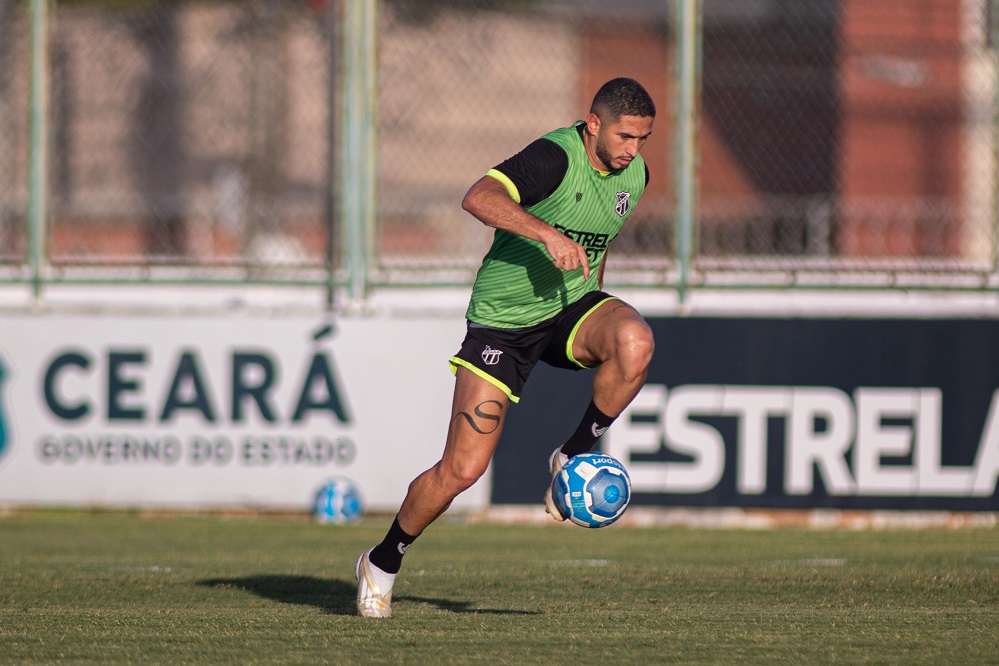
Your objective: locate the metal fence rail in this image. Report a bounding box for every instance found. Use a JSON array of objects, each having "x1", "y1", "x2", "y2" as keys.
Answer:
[{"x1": 0, "y1": 0, "x2": 996, "y2": 303}]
